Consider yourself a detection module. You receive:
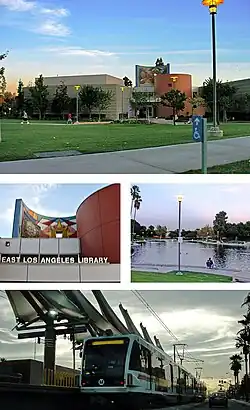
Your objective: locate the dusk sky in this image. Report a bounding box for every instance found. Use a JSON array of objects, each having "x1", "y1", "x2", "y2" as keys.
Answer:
[
  {"x1": 133, "y1": 183, "x2": 250, "y2": 230},
  {"x1": 1, "y1": 0, "x2": 249, "y2": 91},
  {"x1": 0, "y1": 183, "x2": 107, "y2": 237},
  {"x1": 0, "y1": 290, "x2": 249, "y2": 379}
]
